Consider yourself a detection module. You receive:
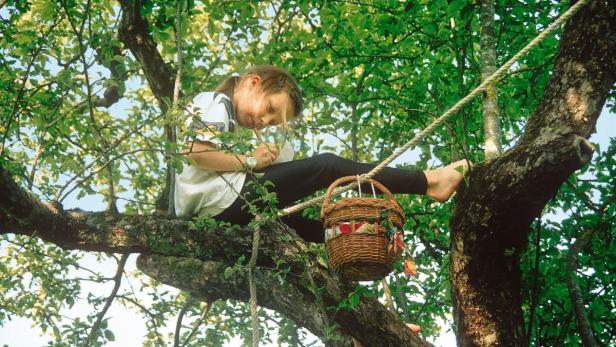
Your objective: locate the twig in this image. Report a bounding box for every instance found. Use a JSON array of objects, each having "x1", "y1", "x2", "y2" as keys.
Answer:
[
  {"x1": 52, "y1": 110, "x2": 166, "y2": 201},
  {"x1": 27, "y1": 90, "x2": 72, "y2": 190},
  {"x1": 174, "y1": 296, "x2": 195, "y2": 347},
  {"x1": 1, "y1": 16, "x2": 62, "y2": 158},
  {"x1": 248, "y1": 219, "x2": 262, "y2": 347},
  {"x1": 61, "y1": 0, "x2": 118, "y2": 213},
  {"x1": 180, "y1": 302, "x2": 211, "y2": 347},
  {"x1": 116, "y1": 294, "x2": 165, "y2": 345},
  {"x1": 167, "y1": 0, "x2": 183, "y2": 217},
  {"x1": 526, "y1": 218, "x2": 542, "y2": 343},
  {"x1": 58, "y1": 148, "x2": 163, "y2": 203},
  {"x1": 566, "y1": 228, "x2": 603, "y2": 347},
  {"x1": 83, "y1": 253, "x2": 129, "y2": 346},
  {"x1": 565, "y1": 180, "x2": 601, "y2": 213}
]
